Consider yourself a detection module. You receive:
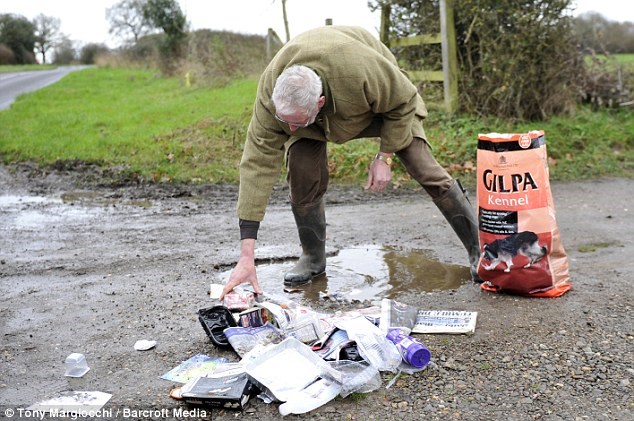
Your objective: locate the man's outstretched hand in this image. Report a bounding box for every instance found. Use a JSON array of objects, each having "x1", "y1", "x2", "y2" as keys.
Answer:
[
  {"x1": 365, "y1": 156, "x2": 393, "y2": 192},
  {"x1": 220, "y1": 253, "x2": 264, "y2": 301}
]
